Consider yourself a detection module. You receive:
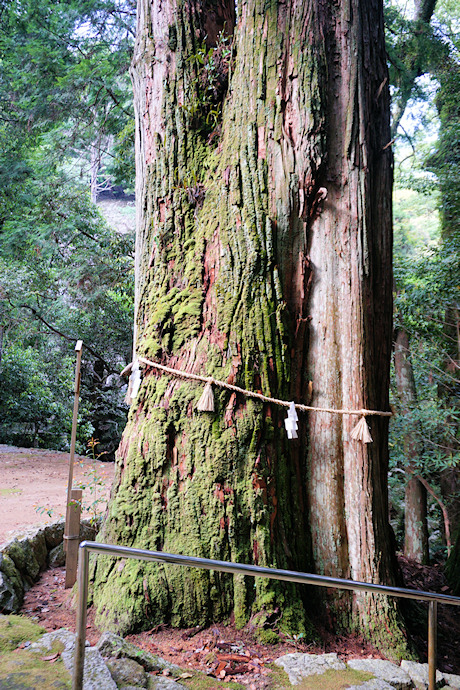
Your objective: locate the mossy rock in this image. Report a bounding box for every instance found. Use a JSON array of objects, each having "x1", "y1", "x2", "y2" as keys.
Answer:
[
  {"x1": 256, "y1": 628, "x2": 279, "y2": 644},
  {"x1": 106, "y1": 658, "x2": 147, "y2": 687},
  {"x1": 0, "y1": 670, "x2": 69, "y2": 689},
  {"x1": 4, "y1": 540, "x2": 39, "y2": 581},
  {"x1": 42, "y1": 522, "x2": 65, "y2": 550},
  {"x1": 48, "y1": 543, "x2": 65, "y2": 568},
  {"x1": 0, "y1": 573, "x2": 22, "y2": 615},
  {"x1": 96, "y1": 632, "x2": 183, "y2": 675},
  {"x1": 0, "y1": 618, "x2": 70, "y2": 688},
  {"x1": 28, "y1": 532, "x2": 48, "y2": 572},
  {"x1": 268, "y1": 661, "x2": 376, "y2": 690},
  {"x1": 0, "y1": 554, "x2": 23, "y2": 598}
]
